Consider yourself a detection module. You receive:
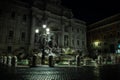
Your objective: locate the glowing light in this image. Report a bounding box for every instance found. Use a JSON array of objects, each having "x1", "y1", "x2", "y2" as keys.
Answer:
[
  {"x1": 46, "y1": 28, "x2": 50, "y2": 32},
  {"x1": 94, "y1": 41, "x2": 100, "y2": 47},
  {"x1": 35, "y1": 29, "x2": 39, "y2": 33},
  {"x1": 118, "y1": 44, "x2": 120, "y2": 48},
  {"x1": 46, "y1": 31, "x2": 50, "y2": 34},
  {"x1": 43, "y1": 24, "x2": 46, "y2": 28}
]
